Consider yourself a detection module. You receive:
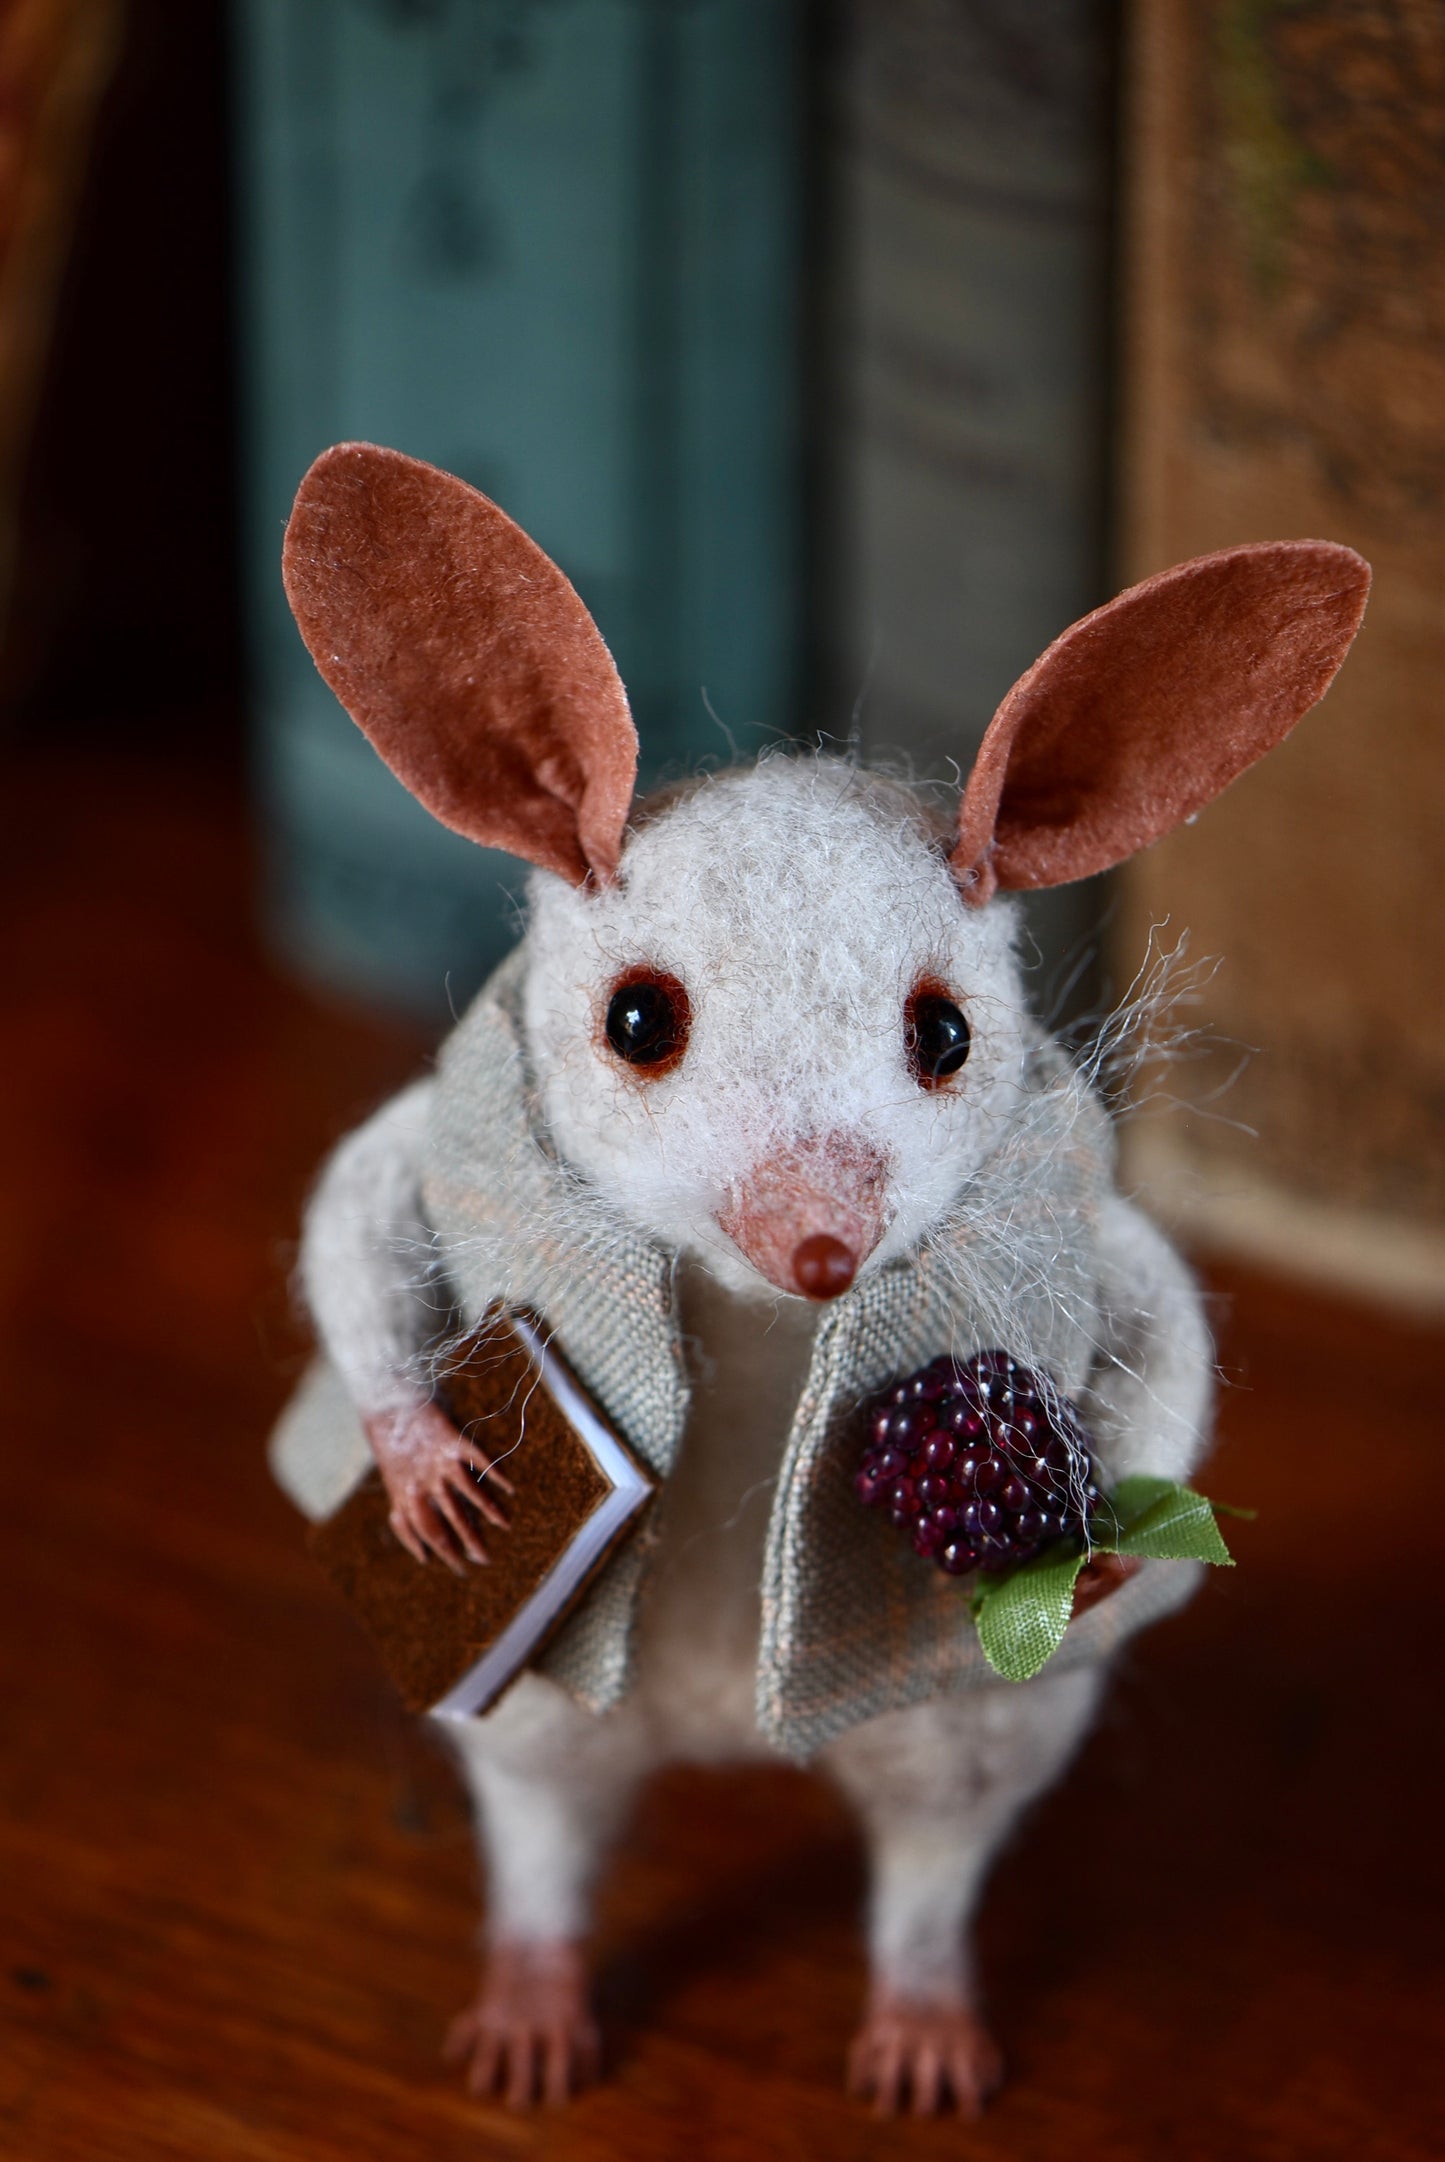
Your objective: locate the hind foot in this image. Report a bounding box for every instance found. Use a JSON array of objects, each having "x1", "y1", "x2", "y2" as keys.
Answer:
[
  {"x1": 847, "y1": 1987, "x2": 1003, "y2": 2117},
  {"x1": 445, "y1": 1939, "x2": 599, "y2": 2108}
]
